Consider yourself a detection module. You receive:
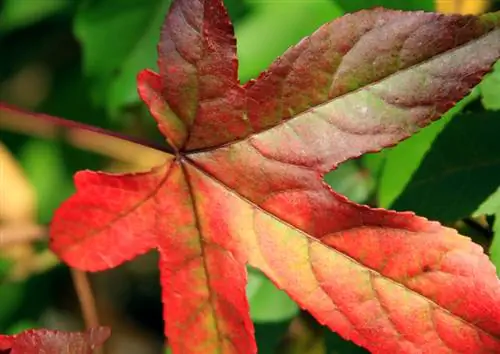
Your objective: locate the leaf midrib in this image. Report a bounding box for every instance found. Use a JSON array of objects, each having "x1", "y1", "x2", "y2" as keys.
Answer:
[{"x1": 180, "y1": 161, "x2": 226, "y2": 354}]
